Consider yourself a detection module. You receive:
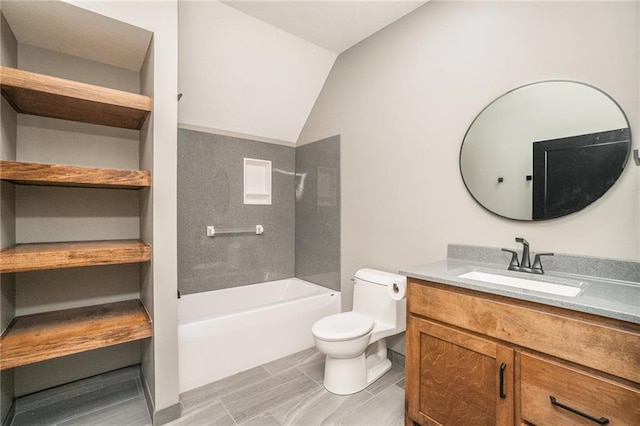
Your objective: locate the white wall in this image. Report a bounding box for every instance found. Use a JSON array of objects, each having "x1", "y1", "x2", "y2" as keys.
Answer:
[
  {"x1": 18, "y1": 43, "x2": 140, "y2": 91},
  {"x1": 178, "y1": 0, "x2": 336, "y2": 144},
  {"x1": 298, "y1": 1, "x2": 639, "y2": 354},
  {"x1": 139, "y1": 35, "x2": 155, "y2": 420}
]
